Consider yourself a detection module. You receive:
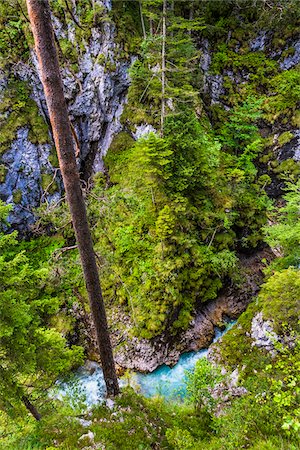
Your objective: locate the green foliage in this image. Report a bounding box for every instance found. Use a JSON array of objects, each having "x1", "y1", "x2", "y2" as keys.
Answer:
[
  {"x1": 216, "y1": 97, "x2": 272, "y2": 248},
  {"x1": 186, "y1": 358, "x2": 223, "y2": 412},
  {"x1": 0, "y1": 0, "x2": 30, "y2": 70},
  {"x1": 259, "y1": 268, "x2": 300, "y2": 333},
  {"x1": 264, "y1": 180, "x2": 300, "y2": 268},
  {"x1": 263, "y1": 340, "x2": 300, "y2": 436},
  {"x1": 88, "y1": 111, "x2": 246, "y2": 338},
  {"x1": 121, "y1": 3, "x2": 203, "y2": 128},
  {"x1": 263, "y1": 68, "x2": 300, "y2": 124},
  {"x1": 278, "y1": 131, "x2": 294, "y2": 147},
  {"x1": 0, "y1": 202, "x2": 83, "y2": 419}
]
